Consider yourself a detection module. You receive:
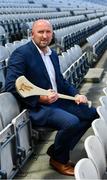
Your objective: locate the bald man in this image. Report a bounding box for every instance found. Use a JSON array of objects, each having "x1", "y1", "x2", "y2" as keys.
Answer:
[{"x1": 5, "y1": 19, "x2": 99, "y2": 176}]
